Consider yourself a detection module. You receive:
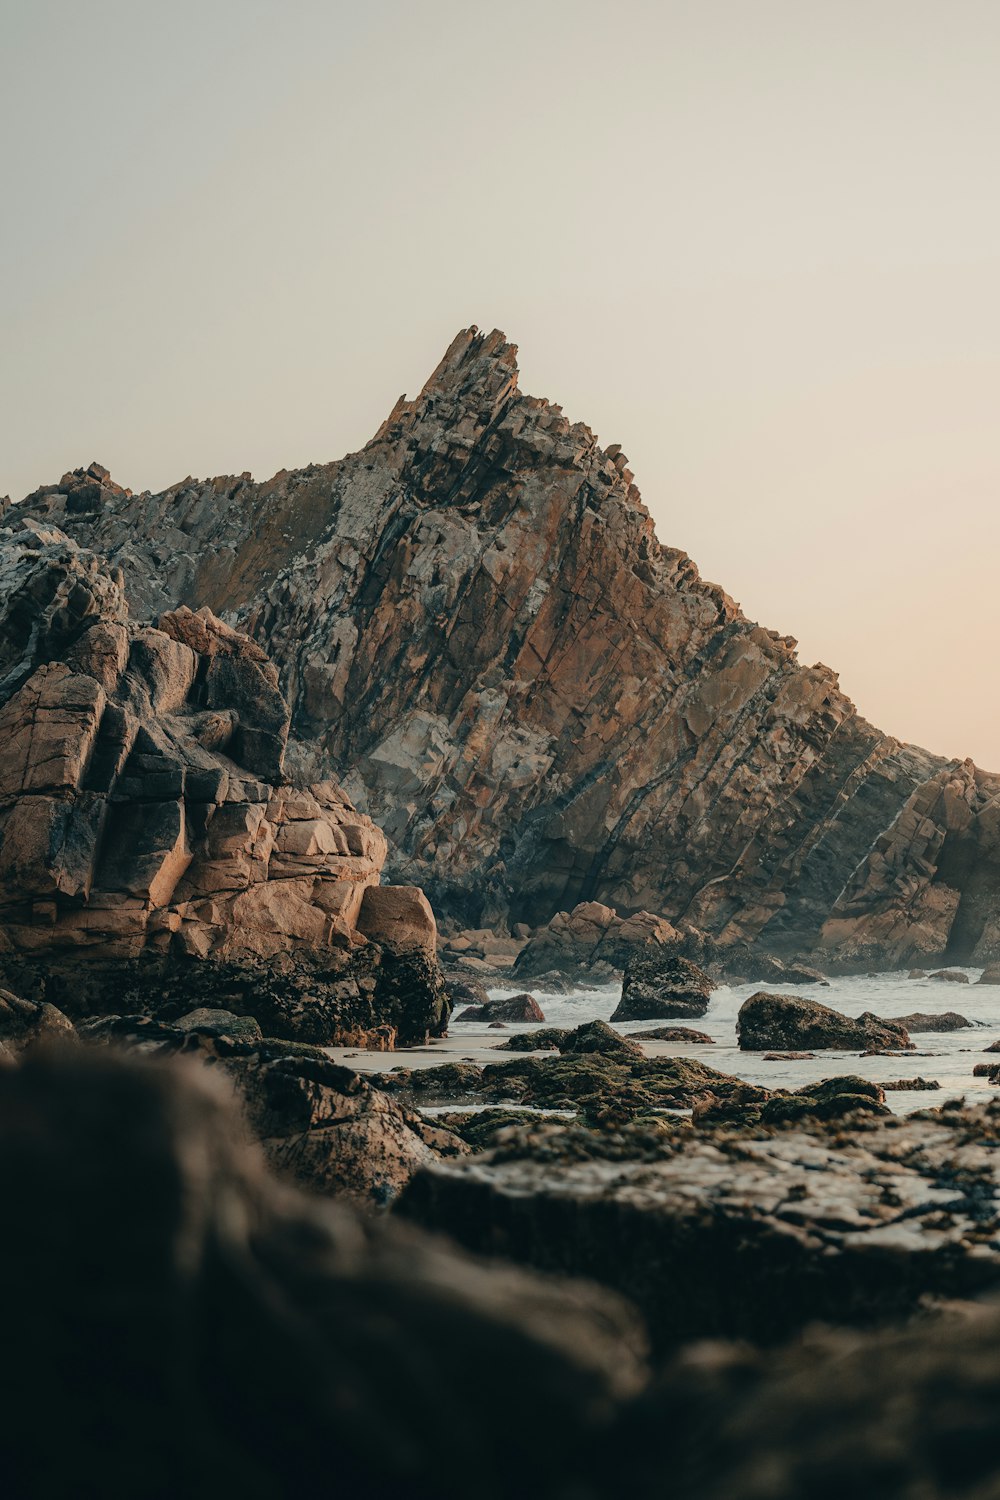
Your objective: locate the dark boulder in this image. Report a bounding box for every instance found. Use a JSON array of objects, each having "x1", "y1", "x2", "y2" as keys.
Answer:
[
  {"x1": 611, "y1": 950, "x2": 712, "y2": 1023},
  {"x1": 737, "y1": 991, "x2": 912, "y2": 1051},
  {"x1": 0, "y1": 1049, "x2": 645, "y2": 1500},
  {"x1": 629, "y1": 1027, "x2": 715, "y2": 1044}
]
